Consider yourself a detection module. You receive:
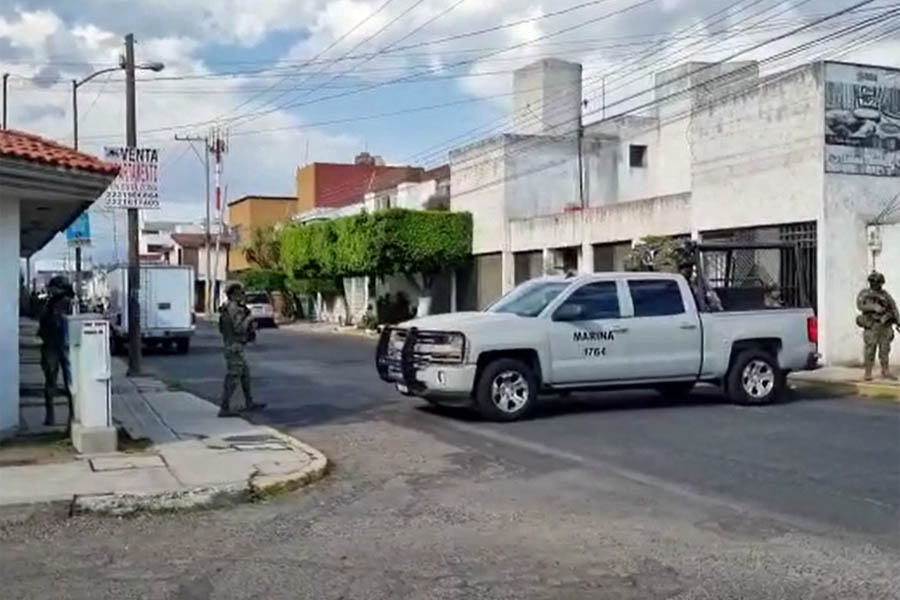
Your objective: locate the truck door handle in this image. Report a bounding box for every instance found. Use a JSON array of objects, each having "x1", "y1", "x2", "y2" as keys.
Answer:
[
  {"x1": 609, "y1": 326, "x2": 629, "y2": 333},
  {"x1": 680, "y1": 323, "x2": 698, "y2": 330}
]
